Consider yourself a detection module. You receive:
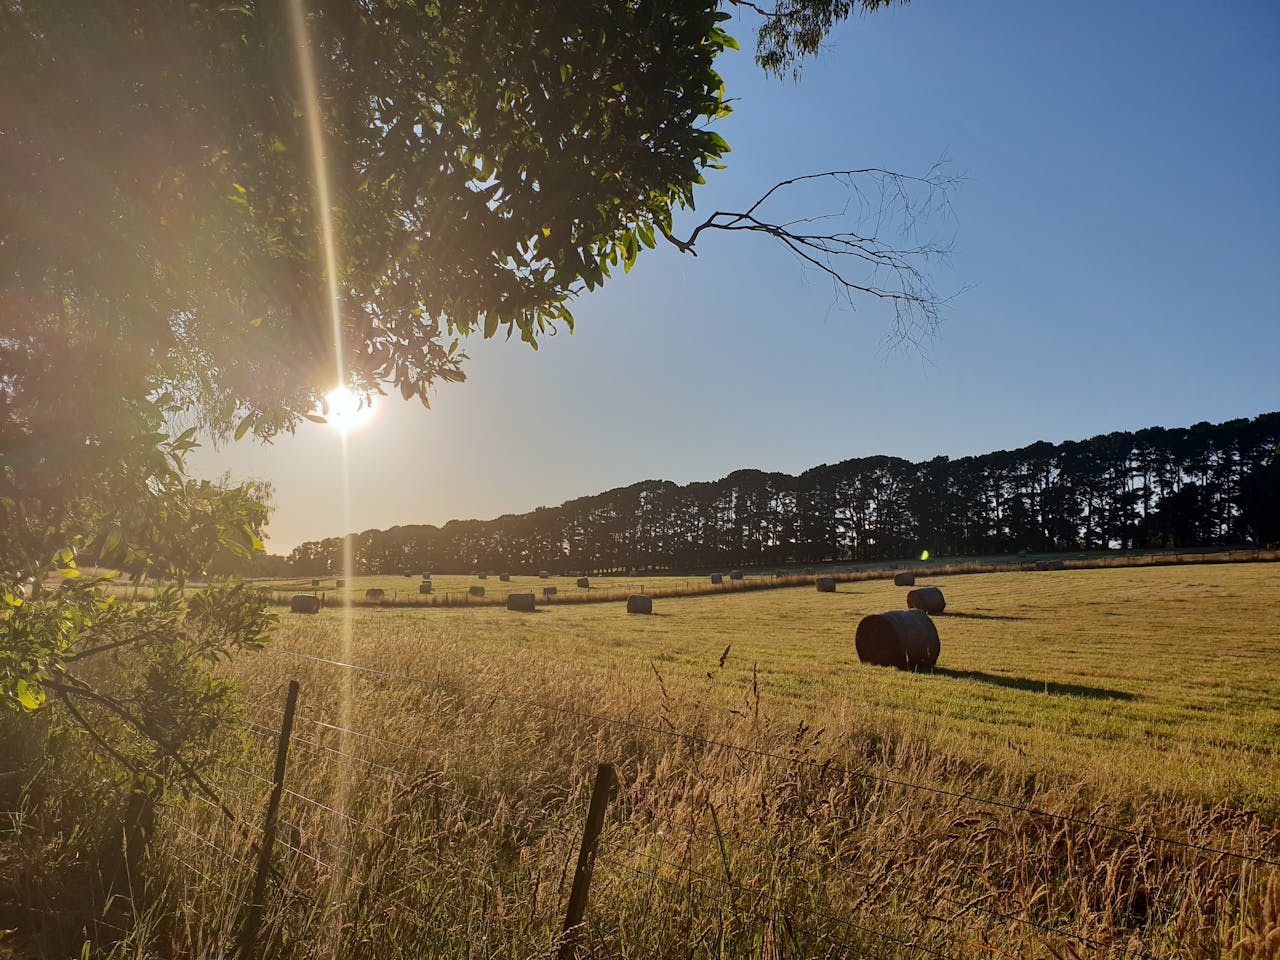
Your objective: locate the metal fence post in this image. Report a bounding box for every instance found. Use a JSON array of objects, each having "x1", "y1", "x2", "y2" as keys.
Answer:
[
  {"x1": 558, "y1": 763, "x2": 617, "y2": 960},
  {"x1": 237, "y1": 679, "x2": 300, "y2": 960}
]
